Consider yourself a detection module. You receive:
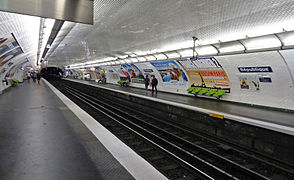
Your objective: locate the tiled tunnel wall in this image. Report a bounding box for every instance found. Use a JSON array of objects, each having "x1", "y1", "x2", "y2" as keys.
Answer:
[{"x1": 95, "y1": 50, "x2": 294, "y2": 110}]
